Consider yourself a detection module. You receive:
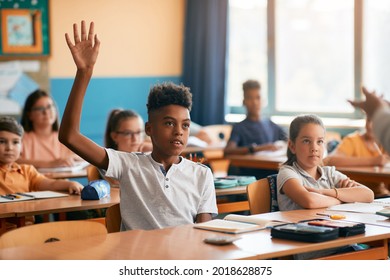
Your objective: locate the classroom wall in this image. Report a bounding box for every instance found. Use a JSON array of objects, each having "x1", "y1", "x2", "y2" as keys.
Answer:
[{"x1": 49, "y1": 0, "x2": 184, "y2": 144}]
